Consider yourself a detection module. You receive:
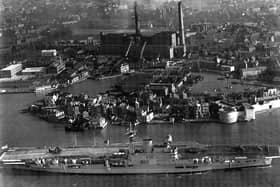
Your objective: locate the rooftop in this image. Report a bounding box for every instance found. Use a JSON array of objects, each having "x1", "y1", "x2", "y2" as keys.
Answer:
[
  {"x1": 1, "y1": 64, "x2": 22, "y2": 71},
  {"x1": 22, "y1": 67, "x2": 46, "y2": 73}
]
